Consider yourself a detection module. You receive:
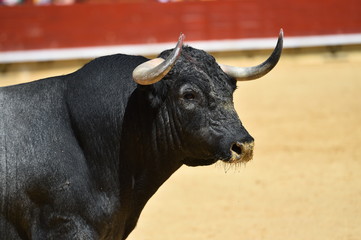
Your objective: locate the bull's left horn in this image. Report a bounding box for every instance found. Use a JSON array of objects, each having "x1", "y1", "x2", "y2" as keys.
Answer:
[
  {"x1": 220, "y1": 29, "x2": 283, "y2": 81},
  {"x1": 132, "y1": 34, "x2": 185, "y2": 85}
]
